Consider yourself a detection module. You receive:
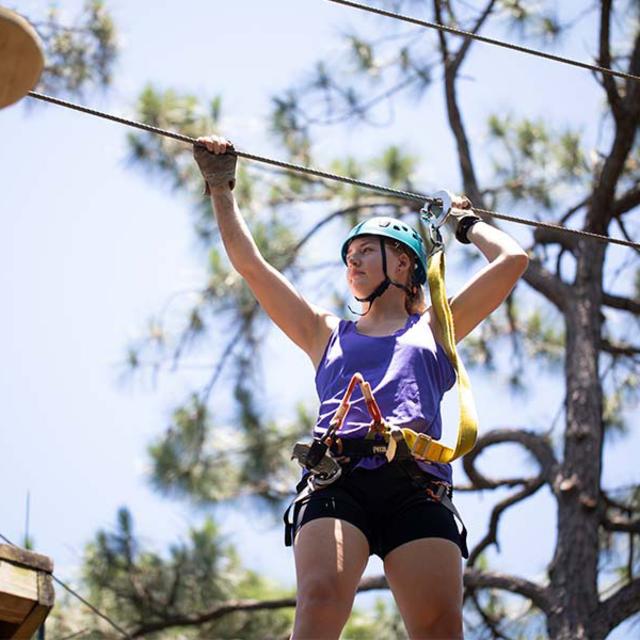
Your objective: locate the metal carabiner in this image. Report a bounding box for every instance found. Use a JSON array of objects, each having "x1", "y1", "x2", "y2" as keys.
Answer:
[
  {"x1": 420, "y1": 189, "x2": 453, "y2": 251},
  {"x1": 421, "y1": 189, "x2": 453, "y2": 228}
]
